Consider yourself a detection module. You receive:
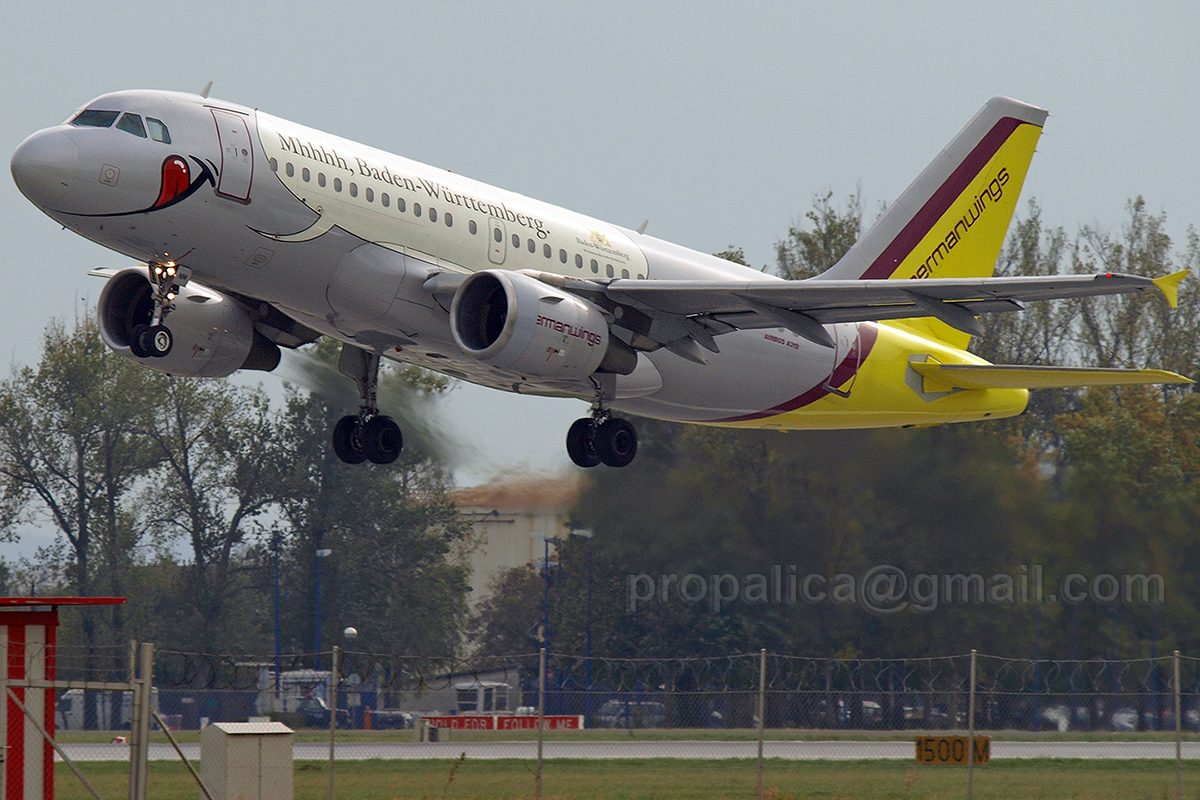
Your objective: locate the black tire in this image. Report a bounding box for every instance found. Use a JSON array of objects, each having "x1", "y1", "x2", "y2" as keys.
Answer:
[
  {"x1": 362, "y1": 415, "x2": 402, "y2": 464},
  {"x1": 130, "y1": 324, "x2": 151, "y2": 358},
  {"x1": 594, "y1": 417, "x2": 637, "y2": 468},
  {"x1": 332, "y1": 415, "x2": 367, "y2": 464},
  {"x1": 147, "y1": 325, "x2": 173, "y2": 357},
  {"x1": 566, "y1": 418, "x2": 601, "y2": 468}
]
